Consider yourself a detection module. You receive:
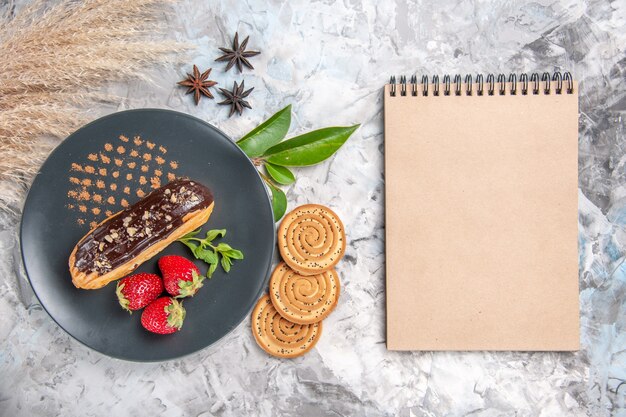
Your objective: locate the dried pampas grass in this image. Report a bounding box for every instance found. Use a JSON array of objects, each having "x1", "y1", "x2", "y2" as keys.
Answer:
[{"x1": 0, "y1": 0, "x2": 189, "y2": 212}]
